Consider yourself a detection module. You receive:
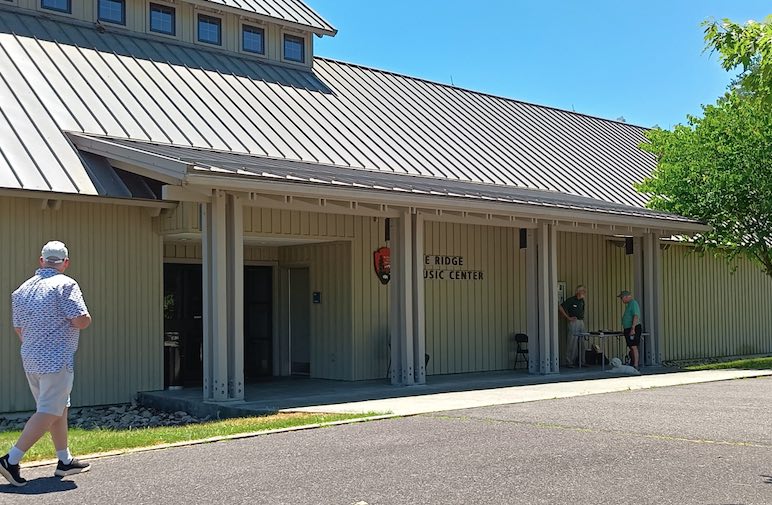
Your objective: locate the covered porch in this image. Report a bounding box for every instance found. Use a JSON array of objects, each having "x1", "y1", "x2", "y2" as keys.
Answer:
[
  {"x1": 138, "y1": 366, "x2": 677, "y2": 418},
  {"x1": 70, "y1": 133, "x2": 709, "y2": 405}
]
